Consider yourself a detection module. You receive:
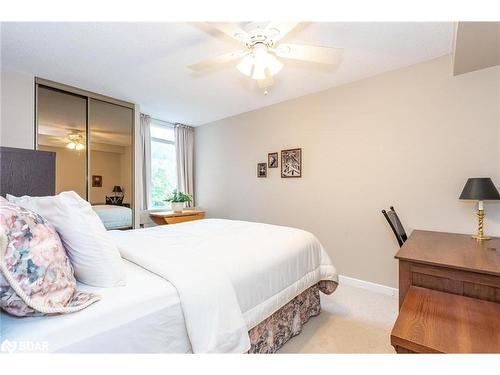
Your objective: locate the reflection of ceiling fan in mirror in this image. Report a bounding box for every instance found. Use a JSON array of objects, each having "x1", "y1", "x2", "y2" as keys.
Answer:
[
  {"x1": 66, "y1": 133, "x2": 85, "y2": 151},
  {"x1": 189, "y1": 22, "x2": 343, "y2": 94}
]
